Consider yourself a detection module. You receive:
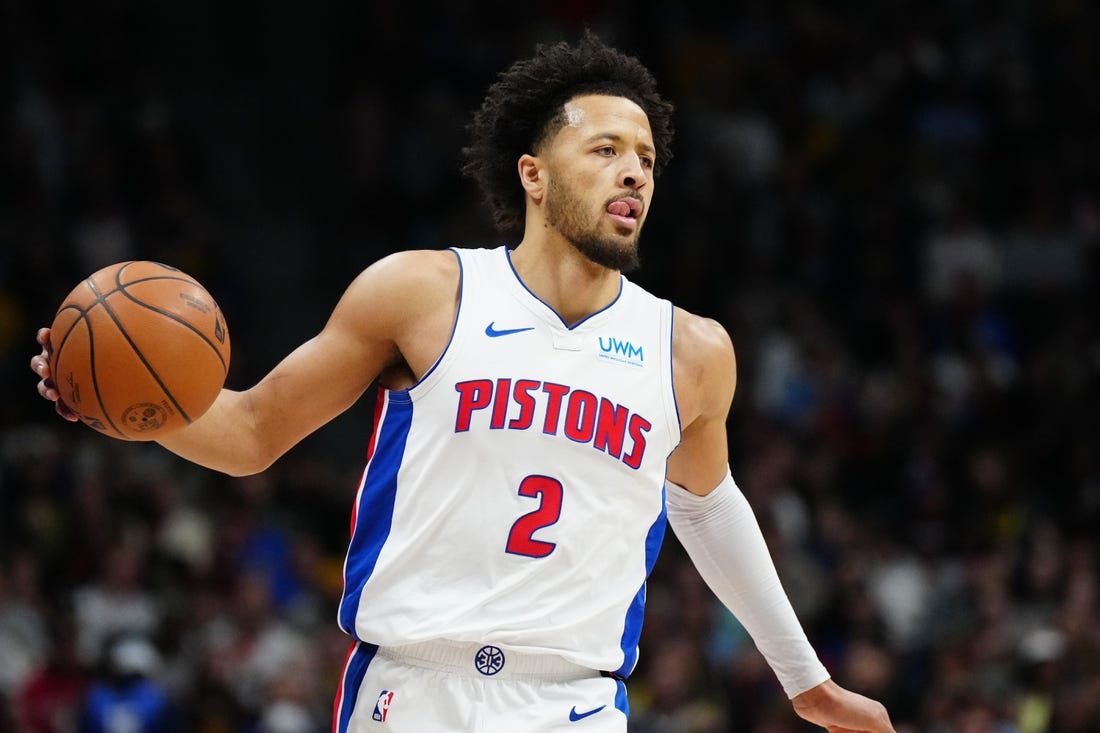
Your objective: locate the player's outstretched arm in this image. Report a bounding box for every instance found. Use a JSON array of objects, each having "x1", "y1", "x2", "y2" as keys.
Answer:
[
  {"x1": 31, "y1": 250, "x2": 459, "y2": 477},
  {"x1": 154, "y1": 250, "x2": 457, "y2": 475},
  {"x1": 665, "y1": 309, "x2": 895, "y2": 732}
]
